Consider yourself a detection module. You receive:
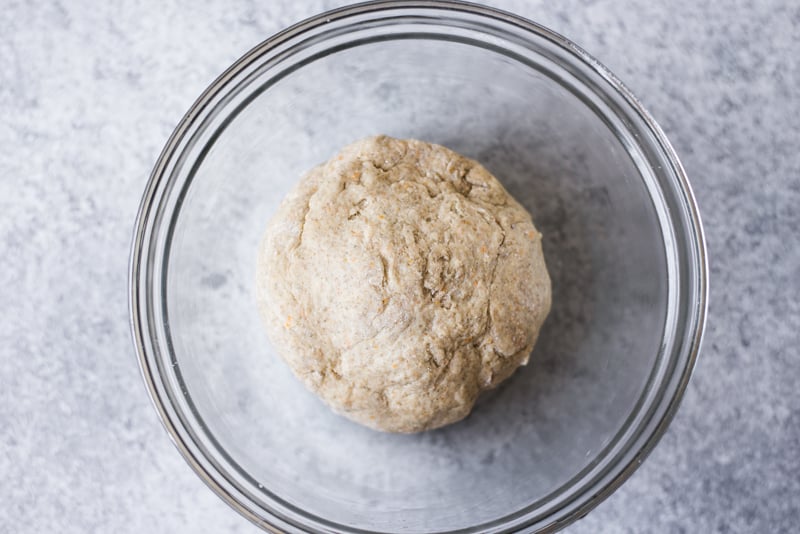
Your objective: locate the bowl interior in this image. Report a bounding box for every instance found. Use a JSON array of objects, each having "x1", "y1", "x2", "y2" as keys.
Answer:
[{"x1": 161, "y1": 23, "x2": 668, "y2": 533}]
